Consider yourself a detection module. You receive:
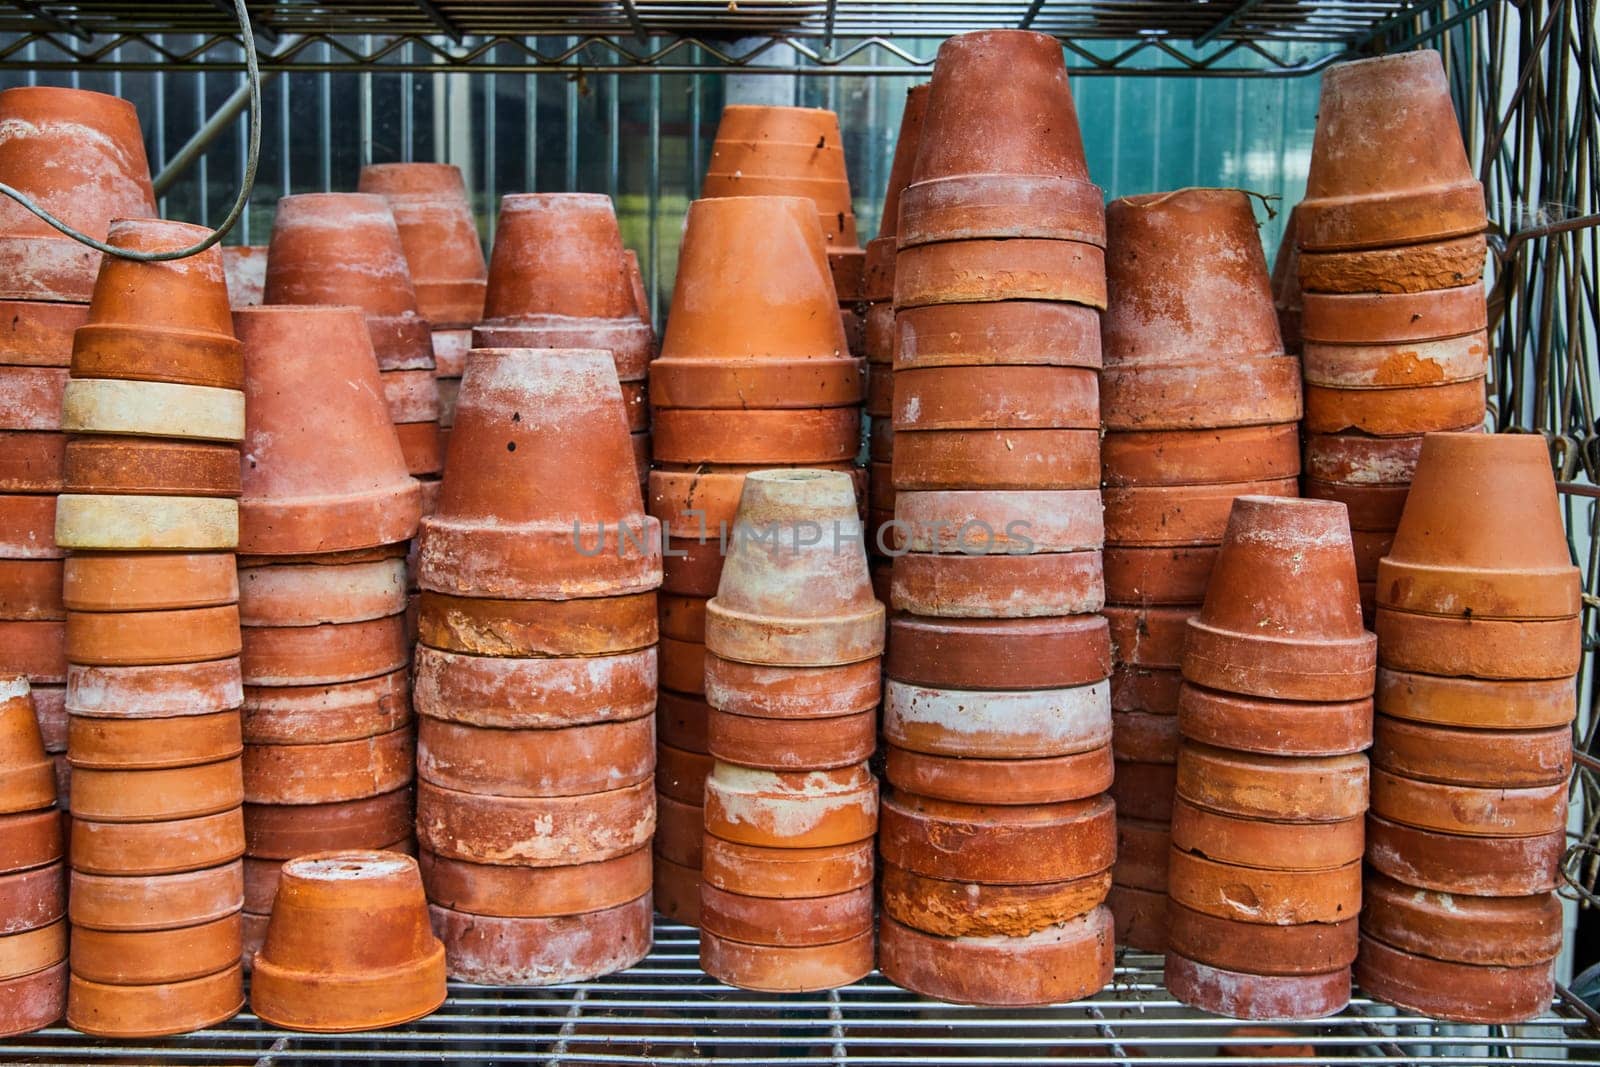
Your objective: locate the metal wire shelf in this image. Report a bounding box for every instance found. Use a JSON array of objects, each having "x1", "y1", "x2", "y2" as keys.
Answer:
[{"x1": 6, "y1": 920, "x2": 1598, "y2": 1064}]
